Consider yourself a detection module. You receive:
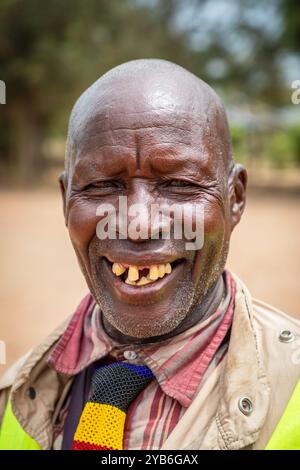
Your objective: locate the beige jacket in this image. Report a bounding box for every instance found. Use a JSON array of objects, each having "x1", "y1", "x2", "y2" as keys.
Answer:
[{"x1": 0, "y1": 274, "x2": 299, "y2": 450}]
